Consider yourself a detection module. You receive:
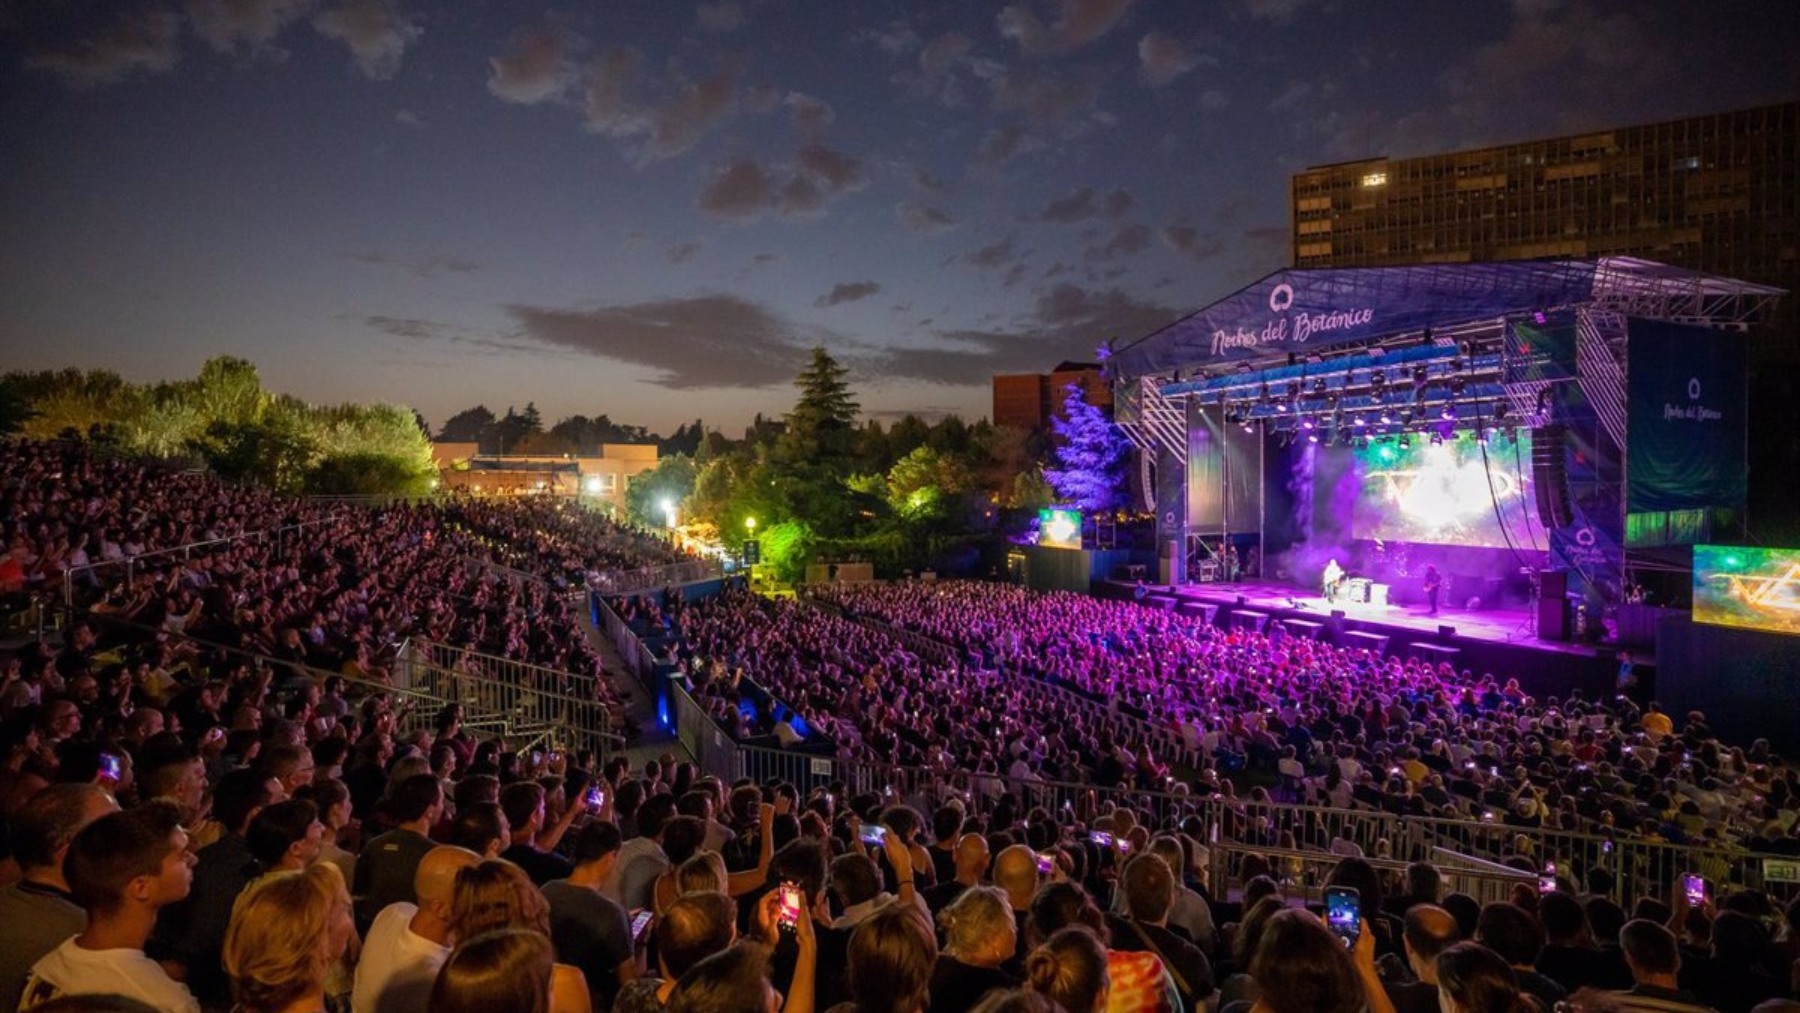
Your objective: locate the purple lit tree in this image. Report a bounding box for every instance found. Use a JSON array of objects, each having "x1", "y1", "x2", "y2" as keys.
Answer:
[{"x1": 1043, "y1": 381, "x2": 1129, "y2": 513}]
